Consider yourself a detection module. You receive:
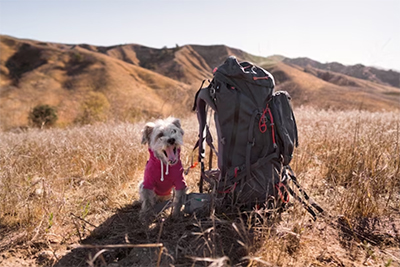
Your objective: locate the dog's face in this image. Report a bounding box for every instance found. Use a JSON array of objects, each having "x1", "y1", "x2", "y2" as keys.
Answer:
[{"x1": 141, "y1": 117, "x2": 184, "y2": 165}]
